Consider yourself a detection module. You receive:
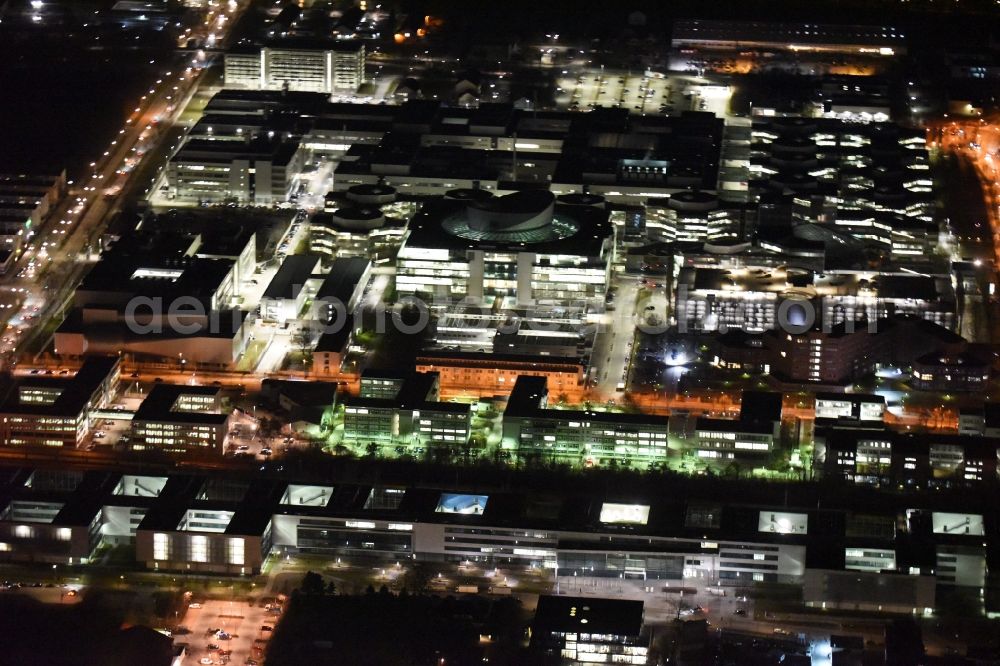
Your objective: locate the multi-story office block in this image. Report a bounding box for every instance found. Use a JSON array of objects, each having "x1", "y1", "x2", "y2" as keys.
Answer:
[
  {"x1": 816, "y1": 427, "x2": 1000, "y2": 490},
  {"x1": 0, "y1": 357, "x2": 120, "y2": 448},
  {"x1": 135, "y1": 477, "x2": 275, "y2": 575},
  {"x1": 530, "y1": 596, "x2": 648, "y2": 665},
  {"x1": 644, "y1": 190, "x2": 747, "y2": 243},
  {"x1": 396, "y1": 190, "x2": 613, "y2": 306},
  {"x1": 54, "y1": 226, "x2": 251, "y2": 365},
  {"x1": 165, "y1": 138, "x2": 305, "y2": 205},
  {"x1": 130, "y1": 385, "x2": 231, "y2": 456},
  {"x1": 748, "y1": 117, "x2": 934, "y2": 260},
  {"x1": 676, "y1": 265, "x2": 956, "y2": 335},
  {"x1": 260, "y1": 254, "x2": 322, "y2": 324},
  {"x1": 0, "y1": 469, "x2": 103, "y2": 565},
  {"x1": 910, "y1": 352, "x2": 991, "y2": 392},
  {"x1": 0, "y1": 463, "x2": 991, "y2": 608},
  {"x1": 342, "y1": 371, "x2": 470, "y2": 449},
  {"x1": 503, "y1": 376, "x2": 670, "y2": 467},
  {"x1": 224, "y1": 41, "x2": 365, "y2": 94},
  {"x1": 415, "y1": 352, "x2": 586, "y2": 401}
]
